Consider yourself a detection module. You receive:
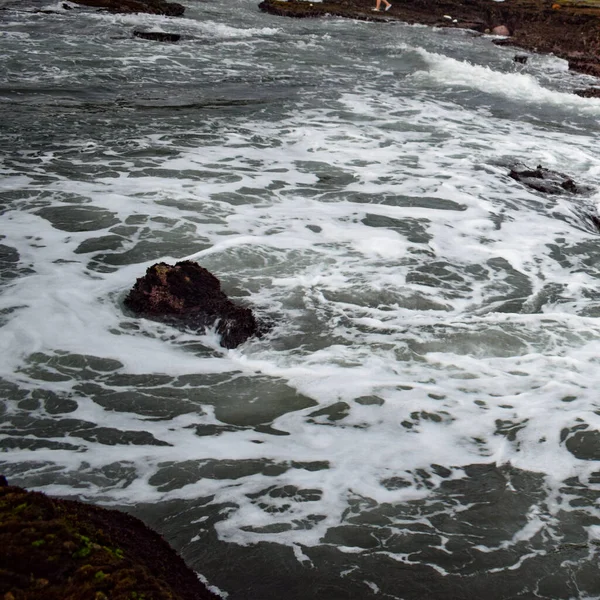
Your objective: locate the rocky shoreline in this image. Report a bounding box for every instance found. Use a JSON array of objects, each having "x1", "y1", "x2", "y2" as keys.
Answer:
[
  {"x1": 33, "y1": 0, "x2": 600, "y2": 94},
  {"x1": 259, "y1": 0, "x2": 600, "y2": 88},
  {"x1": 0, "y1": 479, "x2": 220, "y2": 600}
]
